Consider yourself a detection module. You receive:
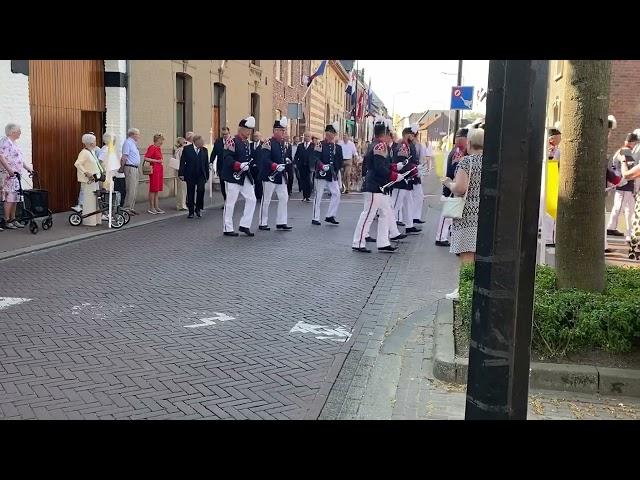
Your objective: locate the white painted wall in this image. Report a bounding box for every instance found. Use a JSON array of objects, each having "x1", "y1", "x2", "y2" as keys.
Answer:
[
  {"x1": 0, "y1": 60, "x2": 33, "y2": 187},
  {"x1": 104, "y1": 60, "x2": 127, "y2": 151}
]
